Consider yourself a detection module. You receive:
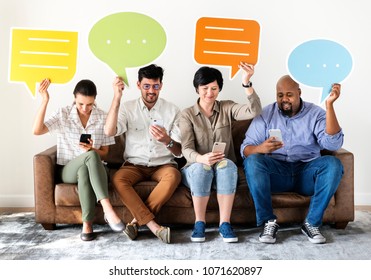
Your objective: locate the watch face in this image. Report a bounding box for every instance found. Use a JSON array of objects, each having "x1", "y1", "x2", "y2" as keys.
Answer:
[{"x1": 167, "y1": 140, "x2": 174, "y2": 148}]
